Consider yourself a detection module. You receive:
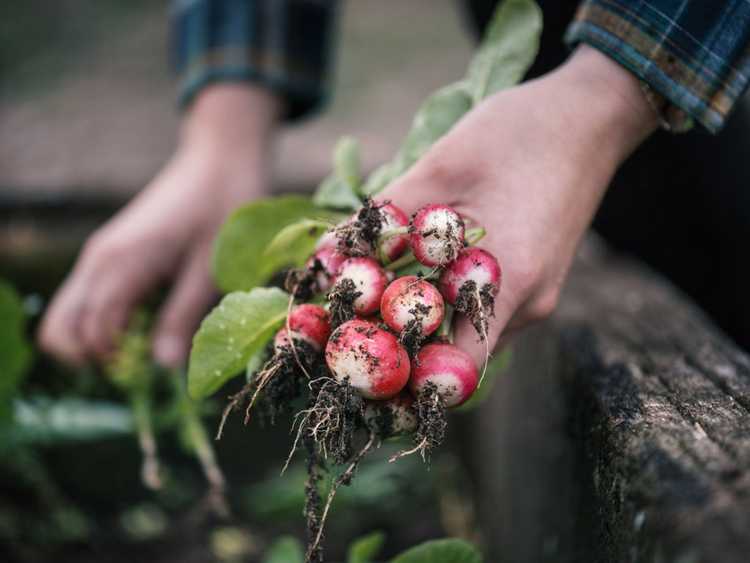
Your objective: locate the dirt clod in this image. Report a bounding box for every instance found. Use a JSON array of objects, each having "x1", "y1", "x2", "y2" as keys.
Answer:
[
  {"x1": 327, "y1": 278, "x2": 362, "y2": 329},
  {"x1": 334, "y1": 198, "x2": 385, "y2": 257}
]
